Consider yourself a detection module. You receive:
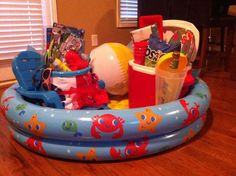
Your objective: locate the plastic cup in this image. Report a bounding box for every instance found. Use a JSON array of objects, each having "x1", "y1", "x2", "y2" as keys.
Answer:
[
  {"x1": 155, "y1": 67, "x2": 188, "y2": 105},
  {"x1": 133, "y1": 41, "x2": 148, "y2": 65}
]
